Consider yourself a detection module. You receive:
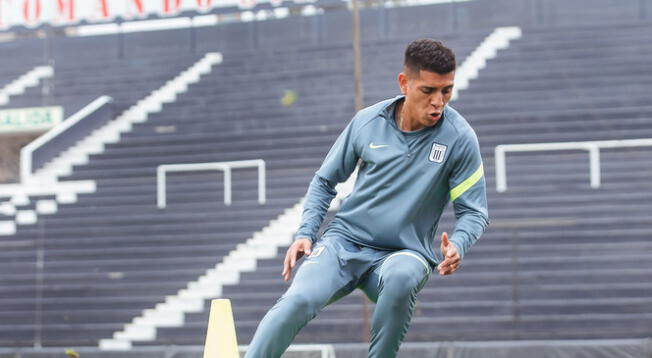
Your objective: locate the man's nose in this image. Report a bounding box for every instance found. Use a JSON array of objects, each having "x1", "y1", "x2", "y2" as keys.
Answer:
[{"x1": 430, "y1": 94, "x2": 444, "y2": 108}]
